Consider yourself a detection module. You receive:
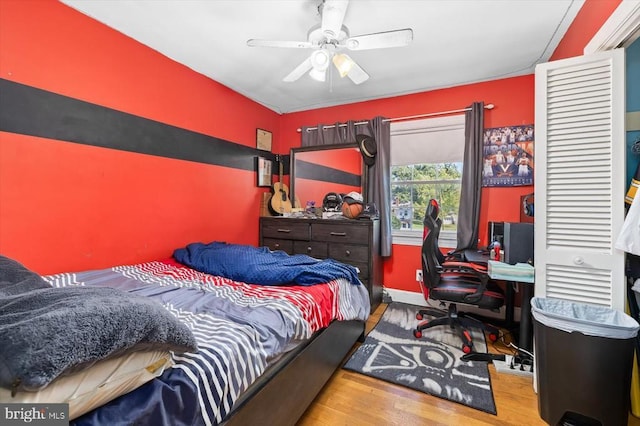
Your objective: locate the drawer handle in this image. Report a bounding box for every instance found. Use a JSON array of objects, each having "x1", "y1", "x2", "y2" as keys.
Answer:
[
  {"x1": 307, "y1": 246, "x2": 312, "y2": 253},
  {"x1": 330, "y1": 232, "x2": 347, "y2": 237},
  {"x1": 277, "y1": 229, "x2": 291, "y2": 233},
  {"x1": 345, "y1": 250, "x2": 351, "y2": 256},
  {"x1": 274, "y1": 243, "x2": 280, "y2": 248}
]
